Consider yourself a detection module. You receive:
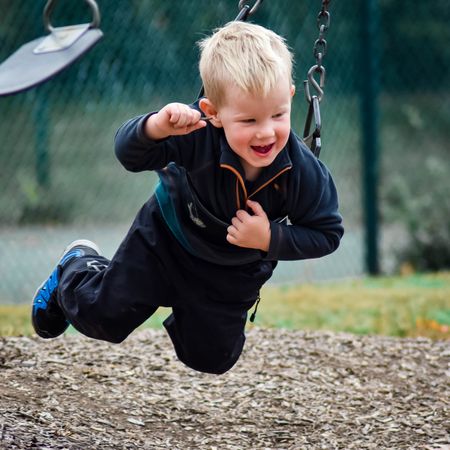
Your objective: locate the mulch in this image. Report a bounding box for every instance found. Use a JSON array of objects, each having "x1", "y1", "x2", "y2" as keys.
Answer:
[{"x1": 0, "y1": 328, "x2": 449, "y2": 449}]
